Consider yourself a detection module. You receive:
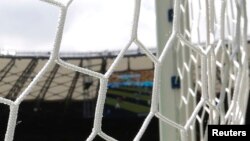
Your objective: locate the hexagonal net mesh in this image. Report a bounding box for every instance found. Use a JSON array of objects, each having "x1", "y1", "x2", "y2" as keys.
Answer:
[
  {"x1": 172, "y1": 0, "x2": 249, "y2": 141},
  {"x1": 0, "y1": 0, "x2": 249, "y2": 141}
]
